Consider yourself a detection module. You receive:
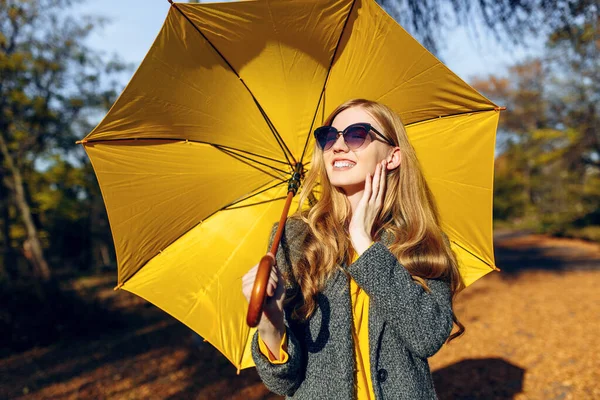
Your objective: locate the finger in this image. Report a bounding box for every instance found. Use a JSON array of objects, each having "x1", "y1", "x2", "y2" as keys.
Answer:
[
  {"x1": 269, "y1": 267, "x2": 280, "y2": 291},
  {"x1": 363, "y1": 172, "x2": 372, "y2": 200},
  {"x1": 375, "y1": 161, "x2": 386, "y2": 206},
  {"x1": 371, "y1": 164, "x2": 381, "y2": 202}
]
